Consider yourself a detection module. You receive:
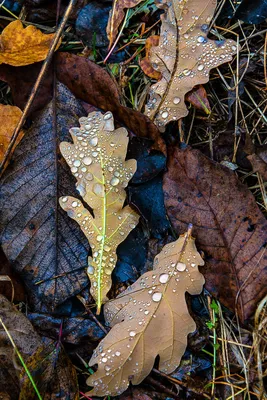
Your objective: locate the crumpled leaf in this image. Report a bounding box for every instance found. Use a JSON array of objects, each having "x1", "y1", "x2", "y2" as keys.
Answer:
[
  {"x1": 0, "y1": 20, "x2": 59, "y2": 66},
  {"x1": 0, "y1": 104, "x2": 23, "y2": 164},
  {"x1": 86, "y1": 227, "x2": 205, "y2": 396},
  {"x1": 107, "y1": 0, "x2": 144, "y2": 47},
  {"x1": 163, "y1": 146, "x2": 267, "y2": 321},
  {"x1": 144, "y1": 0, "x2": 238, "y2": 130},
  {"x1": 0, "y1": 83, "x2": 90, "y2": 312},
  {"x1": 59, "y1": 111, "x2": 140, "y2": 313}
]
